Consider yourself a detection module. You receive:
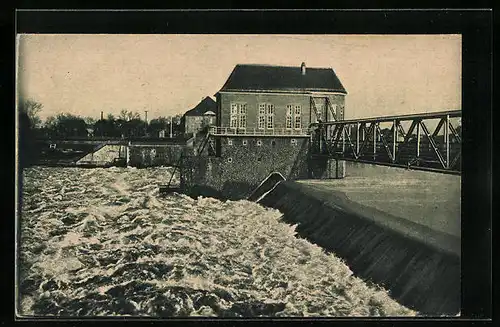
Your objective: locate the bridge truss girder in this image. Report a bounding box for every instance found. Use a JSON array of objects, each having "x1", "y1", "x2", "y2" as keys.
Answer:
[{"x1": 311, "y1": 110, "x2": 461, "y2": 175}]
